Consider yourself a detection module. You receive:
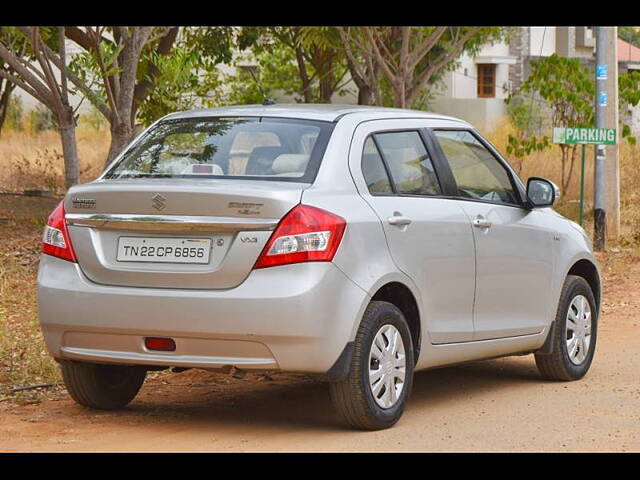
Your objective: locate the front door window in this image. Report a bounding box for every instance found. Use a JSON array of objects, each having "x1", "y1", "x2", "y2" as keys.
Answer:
[{"x1": 433, "y1": 130, "x2": 518, "y2": 205}]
